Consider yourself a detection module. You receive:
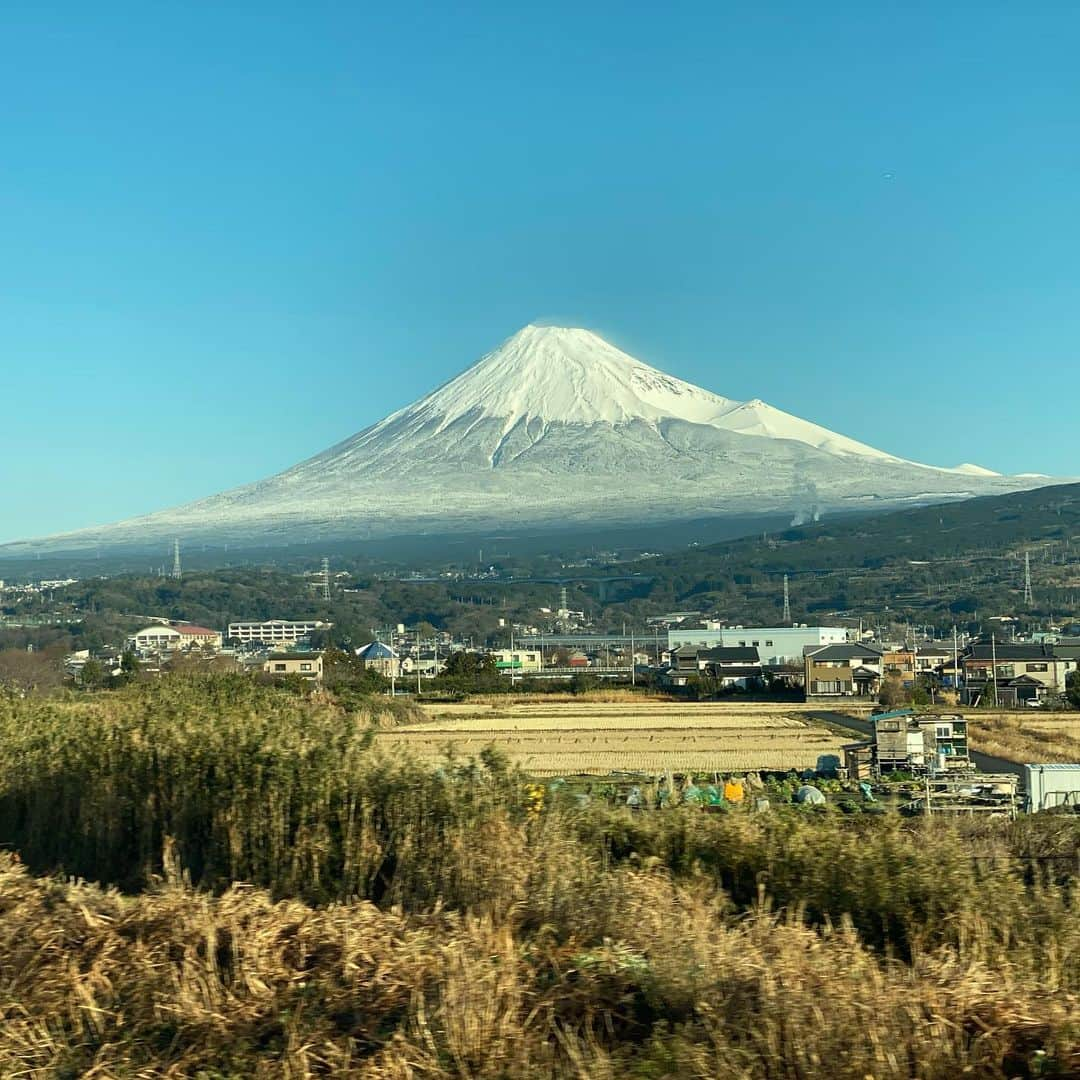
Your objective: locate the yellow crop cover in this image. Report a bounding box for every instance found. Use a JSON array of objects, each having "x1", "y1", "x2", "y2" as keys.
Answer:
[{"x1": 723, "y1": 779, "x2": 745, "y2": 804}]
